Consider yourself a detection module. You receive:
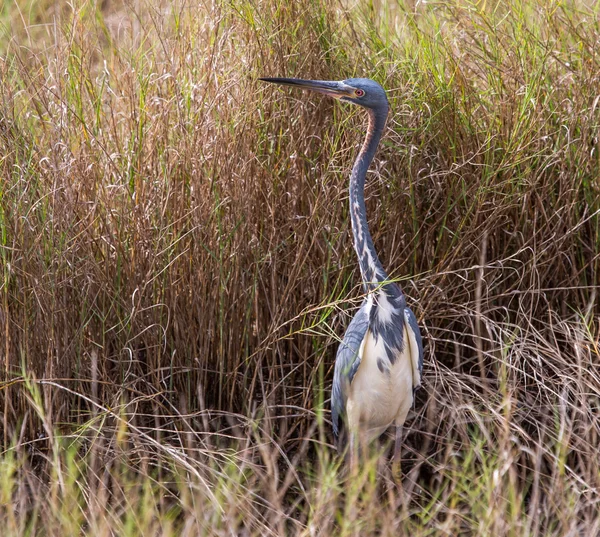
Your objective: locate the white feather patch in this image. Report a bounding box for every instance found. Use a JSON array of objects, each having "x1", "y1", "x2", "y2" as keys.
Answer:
[{"x1": 375, "y1": 290, "x2": 398, "y2": 324}]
